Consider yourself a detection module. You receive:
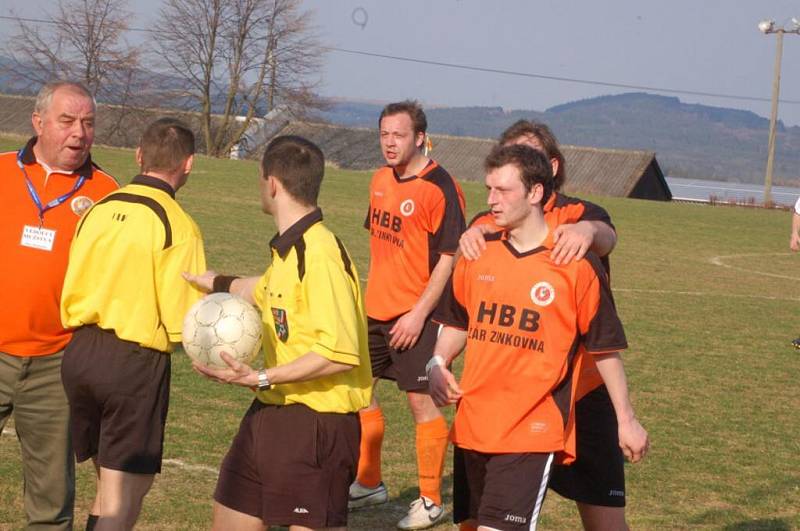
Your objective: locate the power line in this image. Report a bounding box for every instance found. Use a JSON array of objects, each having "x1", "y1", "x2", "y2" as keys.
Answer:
[
  {"x1": 2, "y1": 13, "x2": 799, "y2": 106},
  {"x1": 326, "y1": 47, "x2": 800, "y2": 106}
]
